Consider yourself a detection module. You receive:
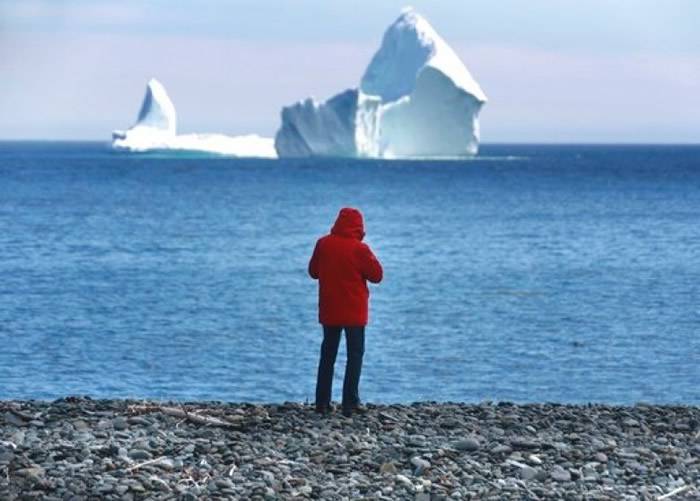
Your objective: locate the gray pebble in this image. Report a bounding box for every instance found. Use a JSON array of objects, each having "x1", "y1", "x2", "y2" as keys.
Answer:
[
  {"x1": 4, "y1": 412, "x2": 27, "y2": 427},
  {"x1": 157, "y1": 458, "x2": 175, "y2": 470},
  {"x1": 112, "y1": 417, "x2": 128, "y2": 430},
  {"x1": 128, "y1": 449, "x2": 152, "y2": 461},
  {"x1": 453, "y1": 438, "x2": 480, "y2": 452},
  {"x1": 491, "y1": 444, "x2": 513, "y2": 454},
  {"x1": 551, "y1": 465, "x2": 572, "y2": 482},
  {"x1": 410, "y1": 456, "x2": 431, "y2": 470},
  {"x1": 519, "y1": 465, "x2": 538, "y2": 480}
]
